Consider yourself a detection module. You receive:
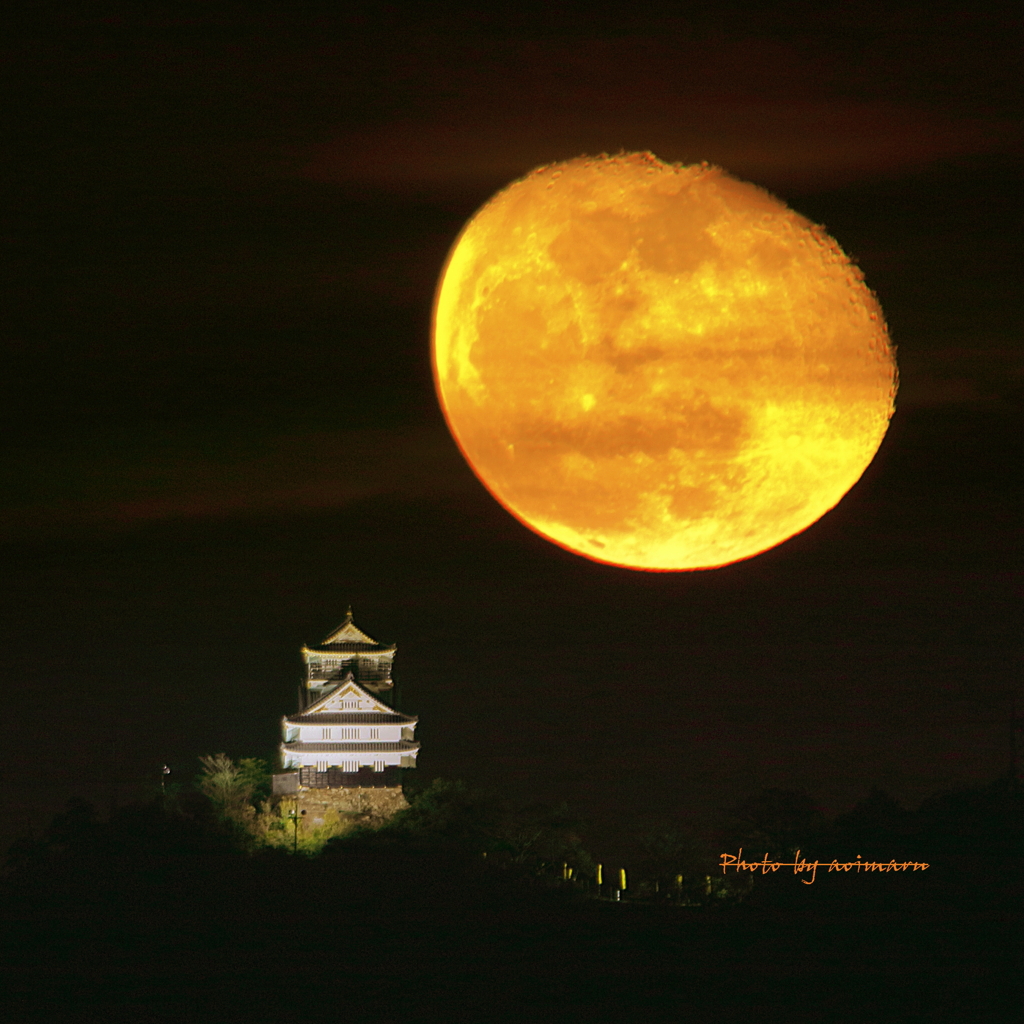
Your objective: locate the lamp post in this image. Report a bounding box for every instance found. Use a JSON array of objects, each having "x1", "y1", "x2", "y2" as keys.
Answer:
[
  {"x1": 289, "y1": 805, "x2": 306, "y2": 854},
  {"x1": 160, "y1": 764, "x2": 171, "y2": 795}
]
